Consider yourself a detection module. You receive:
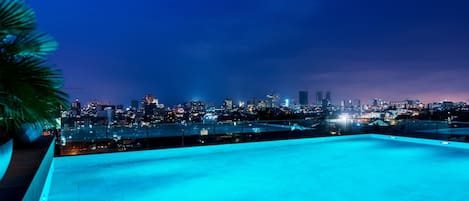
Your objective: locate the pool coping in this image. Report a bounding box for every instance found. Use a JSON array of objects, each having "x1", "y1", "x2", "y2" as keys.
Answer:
[{"x1": 369, "y1": 134, "x2": 469, "y2": 150}]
